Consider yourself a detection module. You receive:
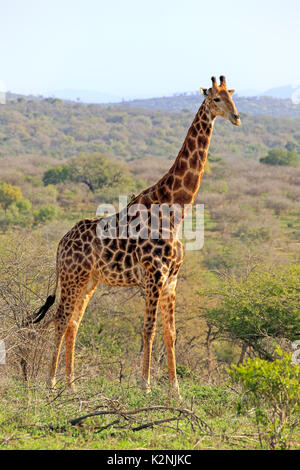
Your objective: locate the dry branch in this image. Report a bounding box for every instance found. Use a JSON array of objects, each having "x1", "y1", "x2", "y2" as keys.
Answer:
[{"x1": 69, "y1": 404, "x2": 212, "y2": 434}]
